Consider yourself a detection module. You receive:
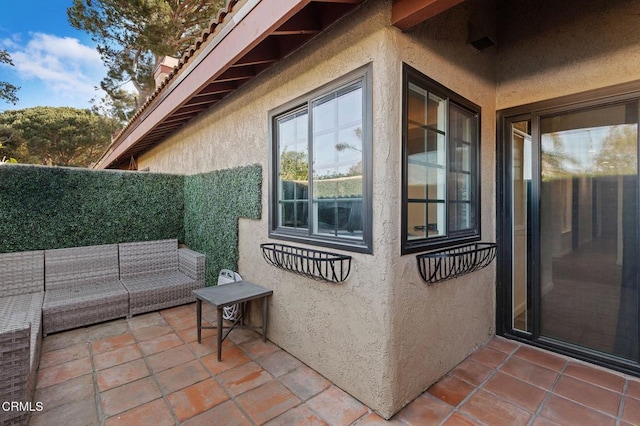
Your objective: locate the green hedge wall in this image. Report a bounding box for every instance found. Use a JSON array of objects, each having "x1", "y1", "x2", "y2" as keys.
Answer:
[
  {"x1": 184, "y1": 164, "x2": 262, "y2": 286},
  {"x1": 0, "y1": 164, "x2": 184, "y2": 252}
]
